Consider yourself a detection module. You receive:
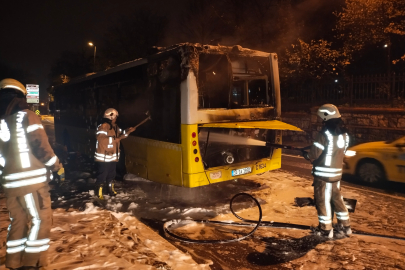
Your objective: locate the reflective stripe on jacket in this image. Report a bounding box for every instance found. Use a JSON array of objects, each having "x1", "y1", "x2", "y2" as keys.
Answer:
[
  {"x1": 94, "y1": 123, "x2": 127, "y2": 162},
  {"x1": 0, "y1": 109, "x2": 63, "y2": 197},
  {"x1": 309, "y1": 128, "x2": 349, "y2": 182}
]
